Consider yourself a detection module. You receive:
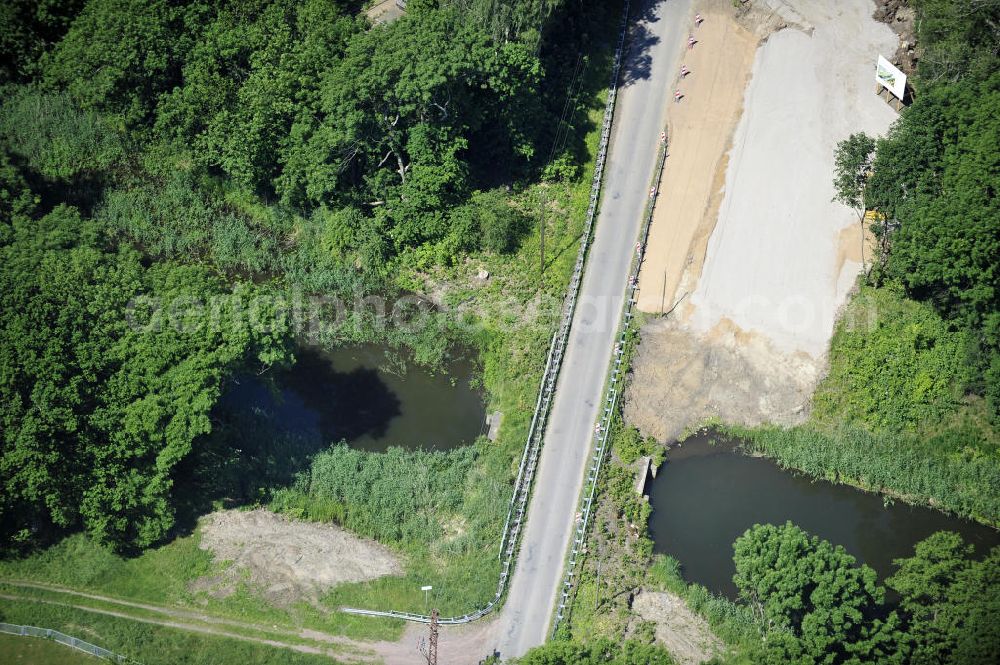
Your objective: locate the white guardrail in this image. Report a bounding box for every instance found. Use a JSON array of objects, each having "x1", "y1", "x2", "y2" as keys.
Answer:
[
  {"x1": 1, "y1": 622, "x2": 137, "y2": 663},
  {"x1": 551, "y1": 128, "x2": 670, "y2": 636},
  {"x1": 341, "y1": 0, "x2": 633, "y2": 626}
]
